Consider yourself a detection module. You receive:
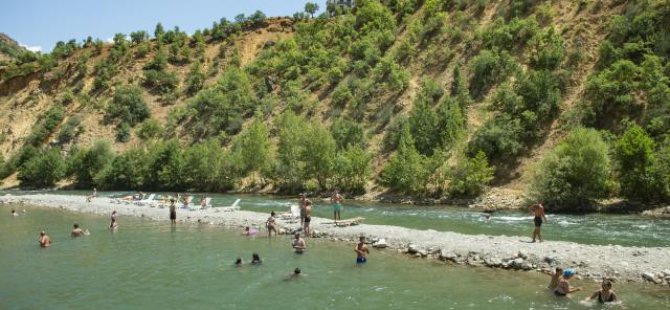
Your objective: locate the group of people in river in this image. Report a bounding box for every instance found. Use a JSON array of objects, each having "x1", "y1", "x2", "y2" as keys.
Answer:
[
  {"x1": 548, "y1": 267, "x2": 618, "y2": 304},
  {"x1": 32, "y1": 209, "x2": 118, "y2": 247}
]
